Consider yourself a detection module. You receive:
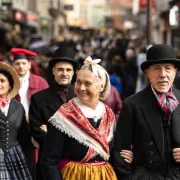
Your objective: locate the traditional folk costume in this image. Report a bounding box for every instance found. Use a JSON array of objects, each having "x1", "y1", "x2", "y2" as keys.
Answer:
[
  {"x1": 29, "y1": 47, "x2": 79, "y2": 180},
  {"x1": 41, "y1": 97, "x2": 117, "y2": 180},
  {"x1": 113, "y1": 44, "x2": 180, "y2": 180},
  {"x1": 0, "y1": 99, "x2": 32, "y2": 180},
  {"x1": 10, "y1": 48, "x2": 49, "y2": 179},
  {"x1": 10, "y1": 48, "x2": 49, "y2": 113},
  {"x1": 0, "y1": 62, "x2": 32, "y2": 180},
  {"x1": 41, "y1": 56, "x2": 117, "y2": 180}
]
